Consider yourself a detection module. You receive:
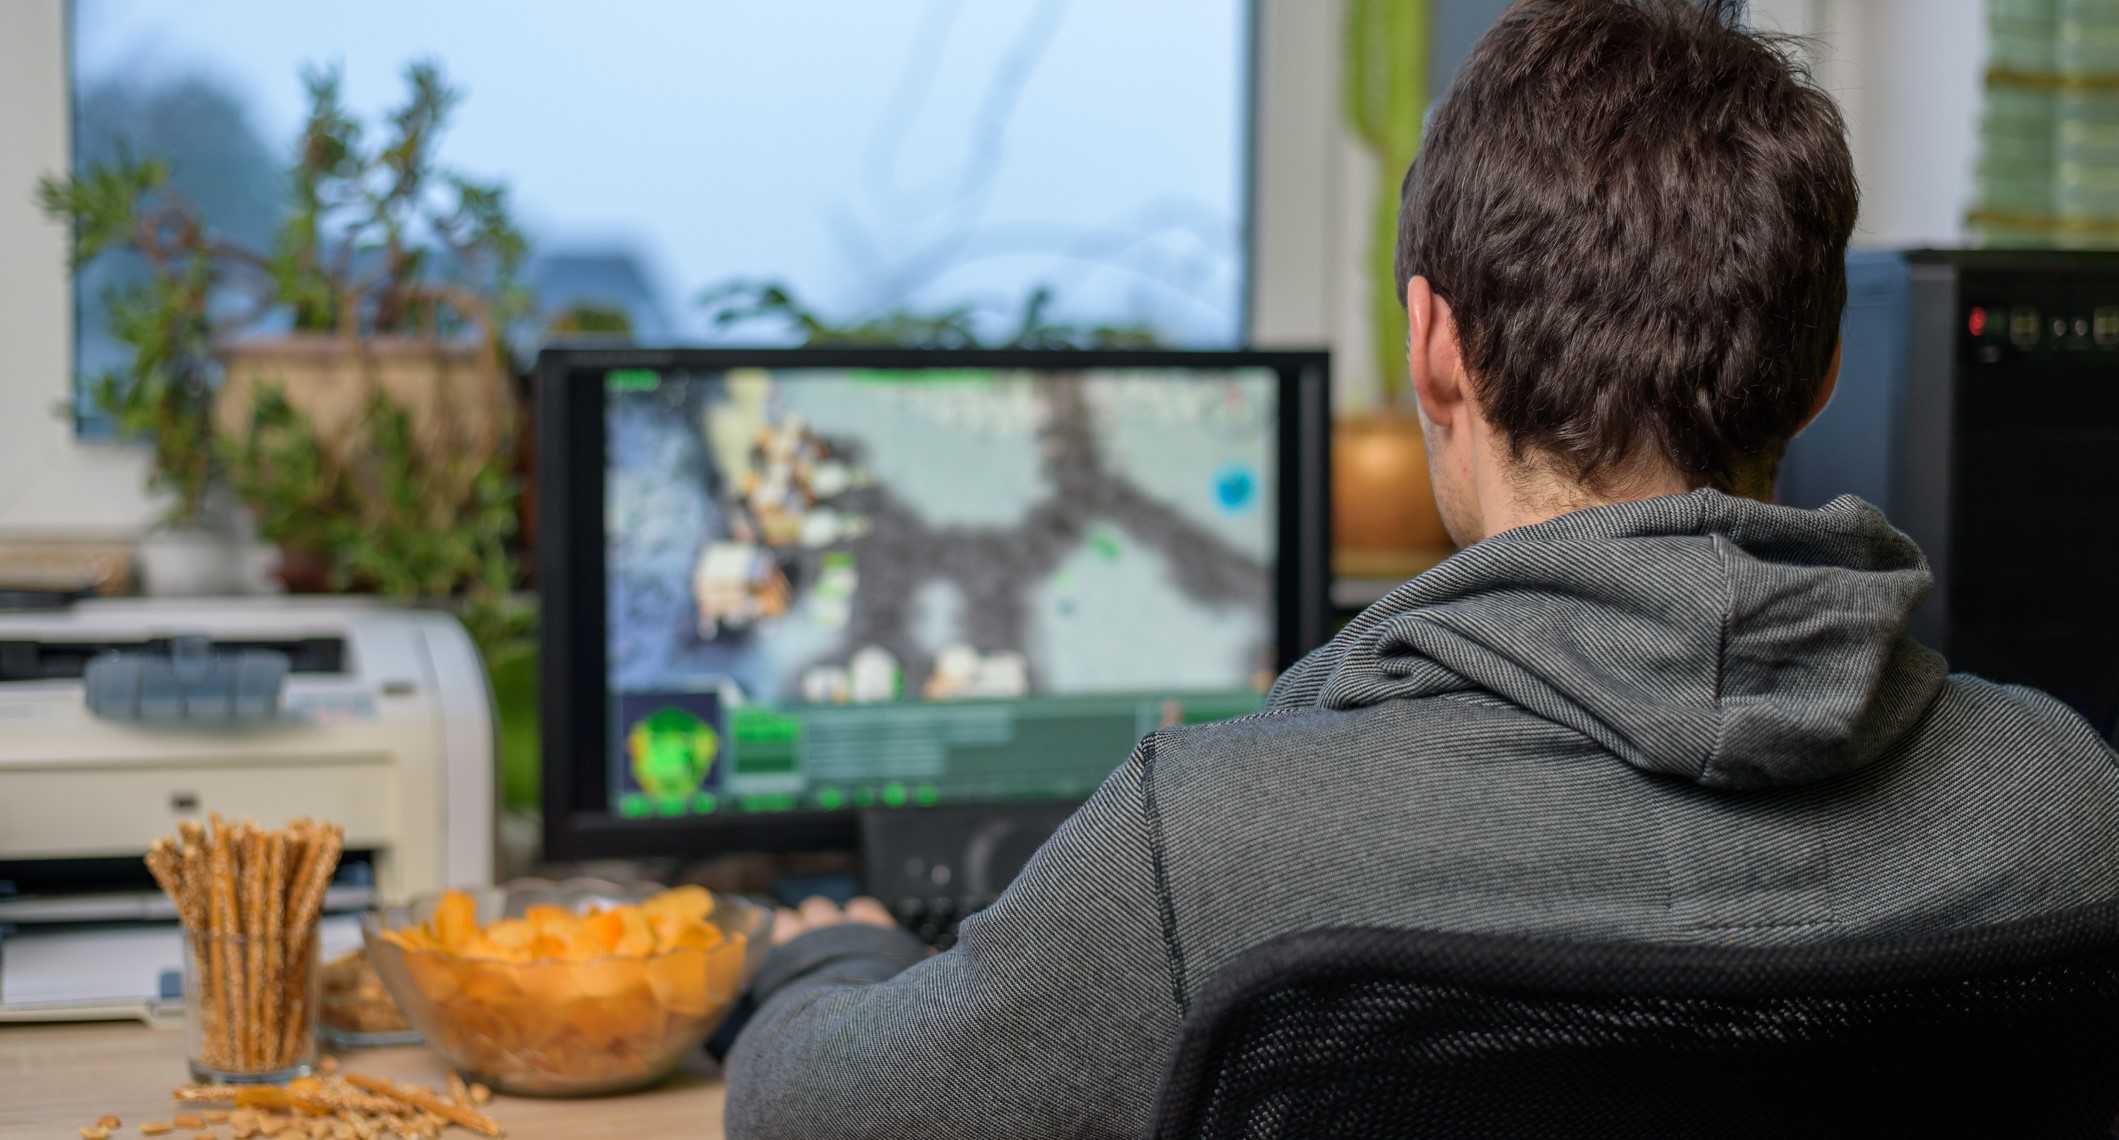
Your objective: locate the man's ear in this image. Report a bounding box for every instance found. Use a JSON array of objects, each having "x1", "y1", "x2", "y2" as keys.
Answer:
[
  {"x1": 1797, "y1": 335, "x2": 1842, "y2": 434},
  {"x1": 1407, "y1": 275, "x2": 1467, "y2": 429}
]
